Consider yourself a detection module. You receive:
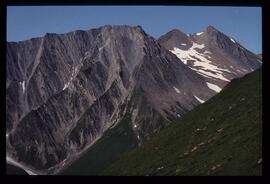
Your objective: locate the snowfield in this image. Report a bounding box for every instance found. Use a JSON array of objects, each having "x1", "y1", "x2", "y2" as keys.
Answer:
[
  {"x1": 194, "y1": 96, "x2": 205, "y2": 103},
  {"x1": 170, "y1": 42, "x2": 231, "y2": 82},
  {"x1": 206, "y1": 82, "x2": 222, "y2": 93}
]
